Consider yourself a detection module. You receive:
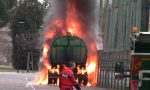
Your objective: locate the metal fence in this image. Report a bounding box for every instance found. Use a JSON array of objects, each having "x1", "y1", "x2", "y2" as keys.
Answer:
[{"x1": 97, "y1": 50, "x2": 131, "y2": 90}]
